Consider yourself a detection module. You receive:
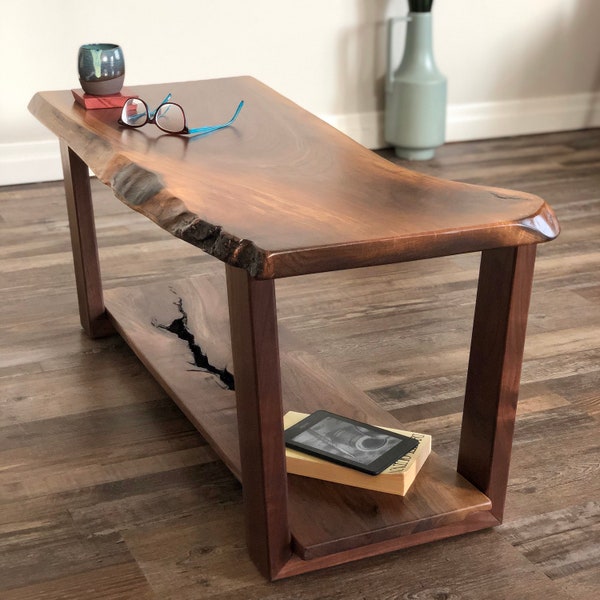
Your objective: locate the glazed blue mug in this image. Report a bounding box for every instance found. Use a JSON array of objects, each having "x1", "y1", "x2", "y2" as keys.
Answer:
[{"x1": 78, "y1": 43, "x2": 125, "y2": 95}]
